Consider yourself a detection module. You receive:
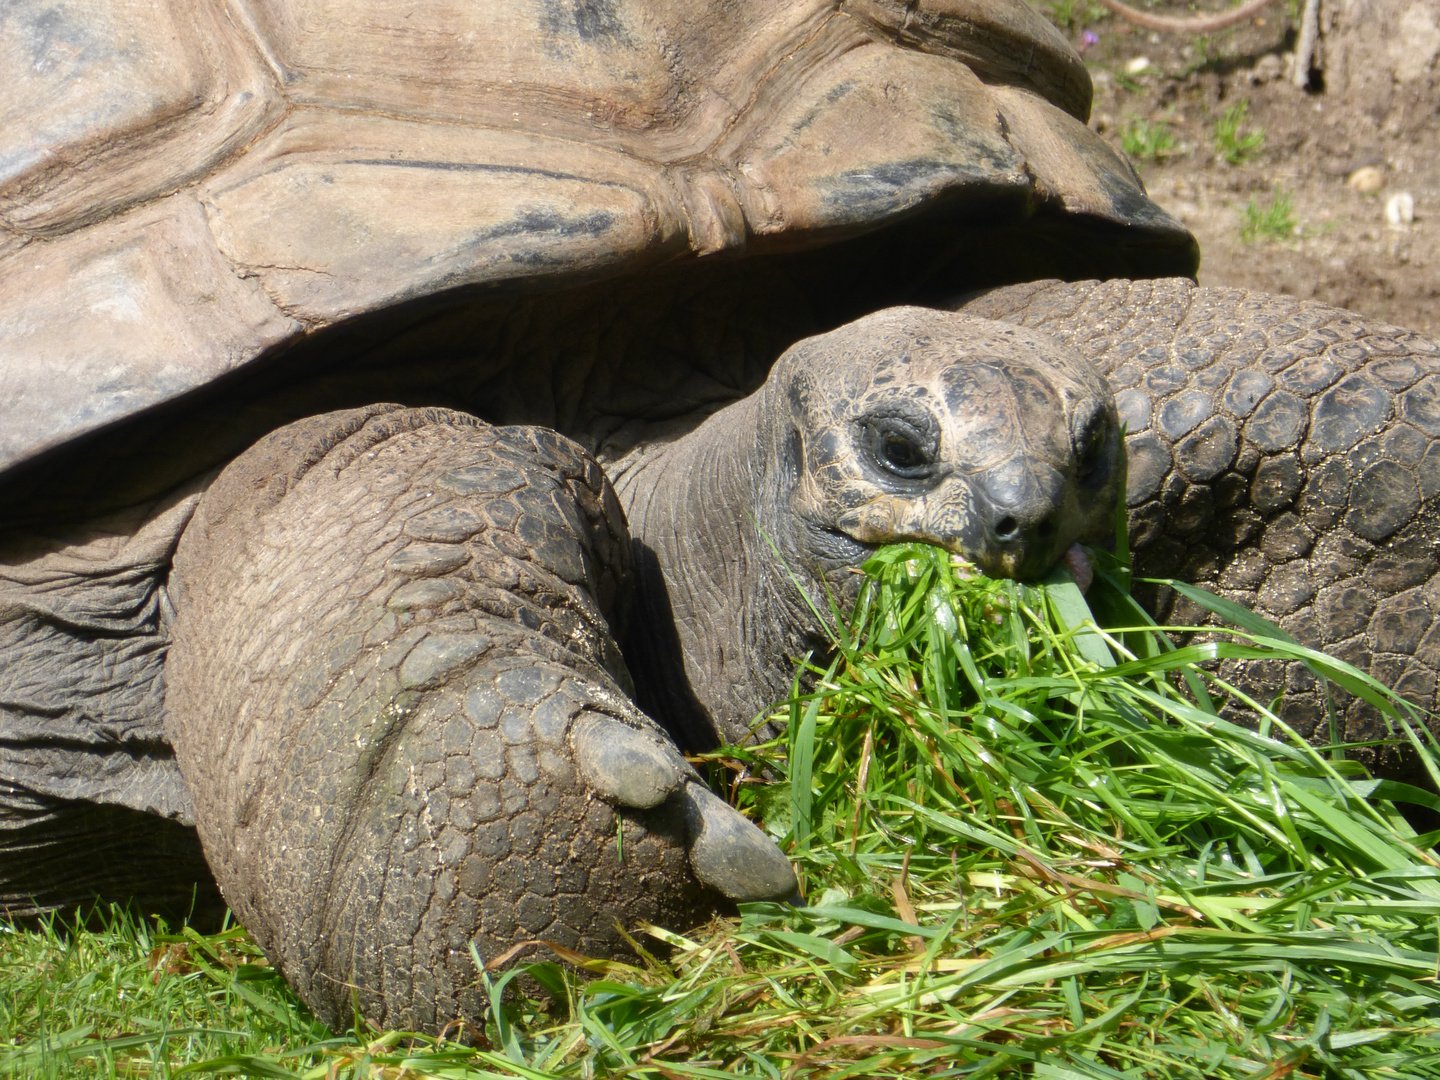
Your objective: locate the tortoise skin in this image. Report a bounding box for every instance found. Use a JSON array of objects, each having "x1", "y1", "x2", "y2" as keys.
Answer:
[
  {"x1": 7, "y1": 0, "x2": 1440, "y2": 1043},
  {"x1": 0, "y1": 0, "x2": 1197, "y2": 976},
  {"x1": 614, "y1": 309, "x2": 1123, "y2": 749},
  {"x1": 151, "y1": 313, "x2": 1125, "y2": 1030},
  {"x1": 166, "y1": 406, "x2": 720, "y2": 1030},
  {"x1": 962, "y1": 279, "x2": 1440, "y2": 774}
]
